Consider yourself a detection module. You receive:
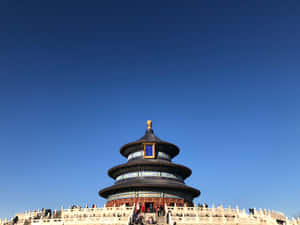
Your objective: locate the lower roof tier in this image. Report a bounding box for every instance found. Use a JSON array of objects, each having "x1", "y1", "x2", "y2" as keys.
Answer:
[
  {"x1": 108, "y1": 159, "x2": 192, "y2": 179},
  {"x1": 99, "y1": 177, "x2": 200, "y2": 199}
]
